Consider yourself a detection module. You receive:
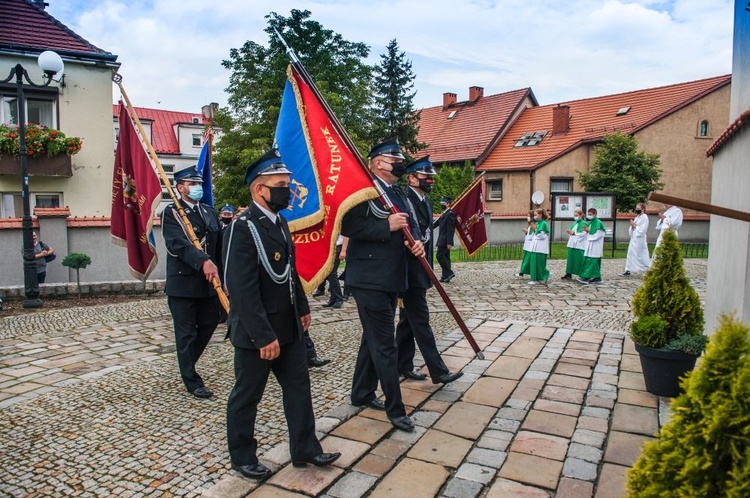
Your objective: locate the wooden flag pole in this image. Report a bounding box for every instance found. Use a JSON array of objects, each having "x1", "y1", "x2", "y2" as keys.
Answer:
[
  {"x1": 113, "y1": 73, "x2": 230, "y2": 313},
  {"x1": 649, "y1": 192, "x2": 750, "y2": 223},
  {"x1": 273, "y1": 30, "x2": 484, "y2": 358}
]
